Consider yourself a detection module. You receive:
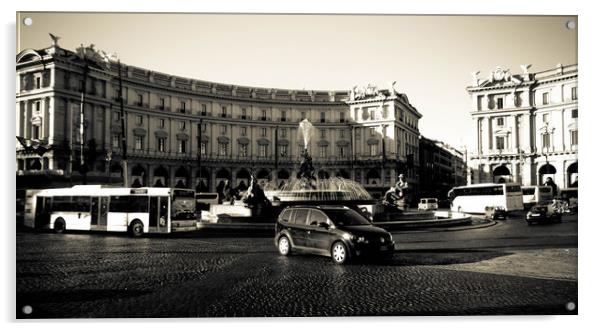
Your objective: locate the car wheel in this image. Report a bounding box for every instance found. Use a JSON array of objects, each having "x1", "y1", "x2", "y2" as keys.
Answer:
[
  {"x1": 278, "y1": 236, "x2": 291, "y2": 256},
  {"x1": 129, "y1": 220, "x2": 144, "y2": 238},
  {"x1": 331, "y1": 241, "x2": 349, "y2": 264},
  {"x1": 53, "y1": 218, "x2": 66, "y2": 234}
]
